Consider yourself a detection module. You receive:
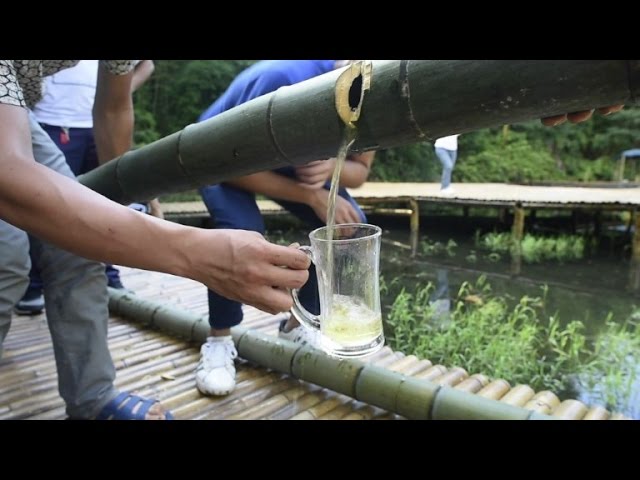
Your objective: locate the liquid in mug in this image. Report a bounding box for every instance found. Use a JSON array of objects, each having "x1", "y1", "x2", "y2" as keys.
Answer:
[{"x1": 321, "y1": 294, "x2": 383, "y2": 347}]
